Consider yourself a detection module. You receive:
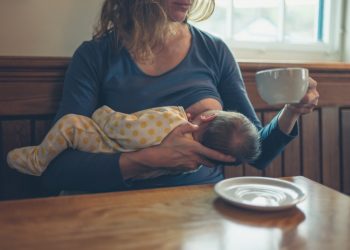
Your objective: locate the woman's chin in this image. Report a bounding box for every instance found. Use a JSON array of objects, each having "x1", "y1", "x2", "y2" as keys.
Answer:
[{"x1": 169, "y1": 13, "x2": 188, "y2": 23}]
